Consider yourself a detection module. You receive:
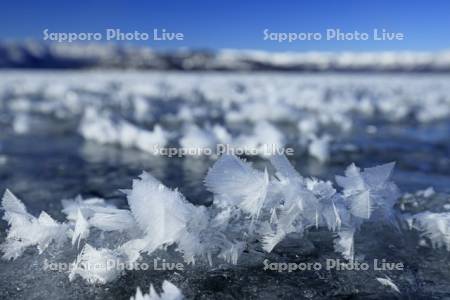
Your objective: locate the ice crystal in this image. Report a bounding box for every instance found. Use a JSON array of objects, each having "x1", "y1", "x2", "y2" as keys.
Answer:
[
  {"x1": 1, "y1": 189, "x2": 68, "y2": 260},
  {"x1": 410, "y1": 212, "x2": 450, "y2": 250},
  {"x1": 205, "y1": 154, "x2": 269, "y2": 217},
  {"x1": 0, "y1": 154, "x2": 408, "y2": 284},
  {"x1": 131, "y1": 281, "x2": 183, "y2": 300},
  {"x1": 307, "y1": 134, "x2": 332, "y2": 163},
  {"x1": 79, "y1": 107, "x2": 168, "y2": 153},
  {"x1": 376, "y1": 276, "x2": 400, "y2": 293},
  {"x1": 335, "y1": 162, "x2": 398, "y2": 221},
  {"x1": 124, "y1": 172, "x2": 209, "y2": 262}
]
